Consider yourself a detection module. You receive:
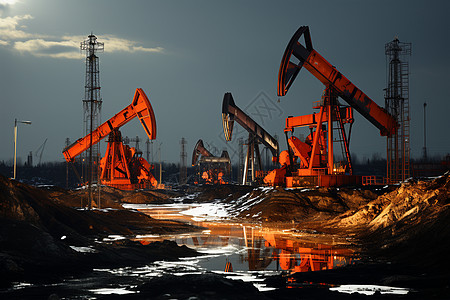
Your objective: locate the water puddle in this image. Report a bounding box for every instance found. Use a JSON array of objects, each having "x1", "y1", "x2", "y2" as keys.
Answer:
[
  {"x1": 126, "y1": 202, "x2": 357, "y2": 291},
  {"x1": 6, "y1": 201, "x2": 409, "y2": 298},
  {"x1": 329, "y1": 284, "x2": 410, "y2": 296}
]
